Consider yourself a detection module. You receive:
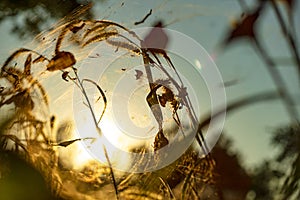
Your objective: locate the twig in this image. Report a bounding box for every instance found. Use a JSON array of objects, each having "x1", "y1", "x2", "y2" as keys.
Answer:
[
  {"x1": 52, "y1": 137, "x2": 95, "y2": 147},
  {"x1": 134, "y1": 9, "x2": 152, "y2": 25},
  {"x1": 72, "y1": 67, "x2": 119, "y2": 199},
  {"x1": 72, "y1": 68, "x2": 98, "y2": 127},
  {"x1": 159, "y1": 177, "x2": 176, "y2": 199},
  {"x1": 82, "y1": 79, "x2": 107, "y2": 124},
  {"x1": 198, "y1": 91, "x2": 279, "y2": 130},
  {"x1": 103, "y1": 144, "x2": 120, "y2": 200},
  {"x1": 146, "y1": 52, "x2": 211, "y2": 157},
  {"x1": 269, "y1": 0, "x2": 300, "y2": 82},
  {"x1": 252, "y1": 37, "x2": 299, "y2": 121}
]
